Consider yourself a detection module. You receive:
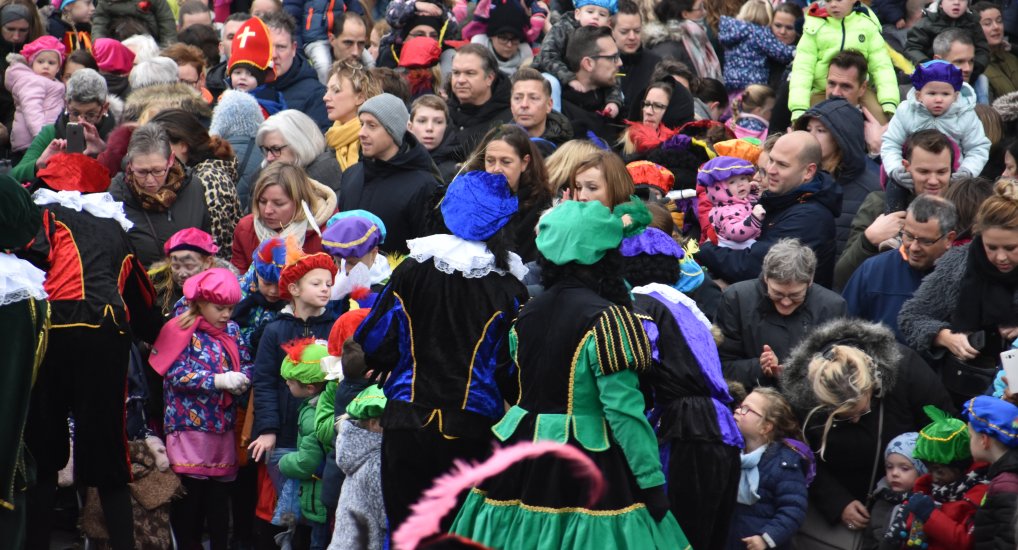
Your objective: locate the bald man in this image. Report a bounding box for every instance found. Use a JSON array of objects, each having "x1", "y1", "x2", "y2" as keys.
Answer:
[{"x1": 696, "y1": 131, "x2": 844, "y2": 288}]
